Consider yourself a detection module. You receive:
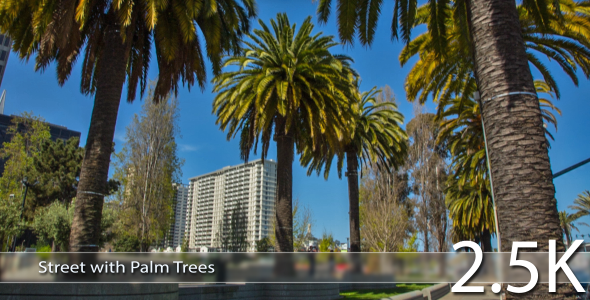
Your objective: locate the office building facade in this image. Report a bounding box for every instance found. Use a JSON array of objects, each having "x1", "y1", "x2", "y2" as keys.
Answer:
[
  {"x1": 166, "y1": 183, "x2": 189, "y2": 249},
  {"x1": 186, "y1": 159, "x2": 277, "y2": 252},
  {"x1": 0, "y1": 34, "x2": 11, "y2": 87}
]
